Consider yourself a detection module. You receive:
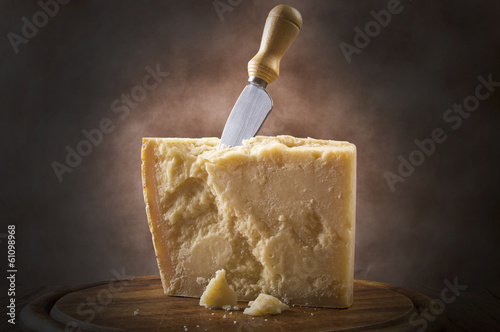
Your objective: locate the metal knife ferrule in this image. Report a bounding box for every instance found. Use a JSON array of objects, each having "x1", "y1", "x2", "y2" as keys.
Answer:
[{"x1": 248, "y1": 76, "x2": 268, "y2": 88}]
